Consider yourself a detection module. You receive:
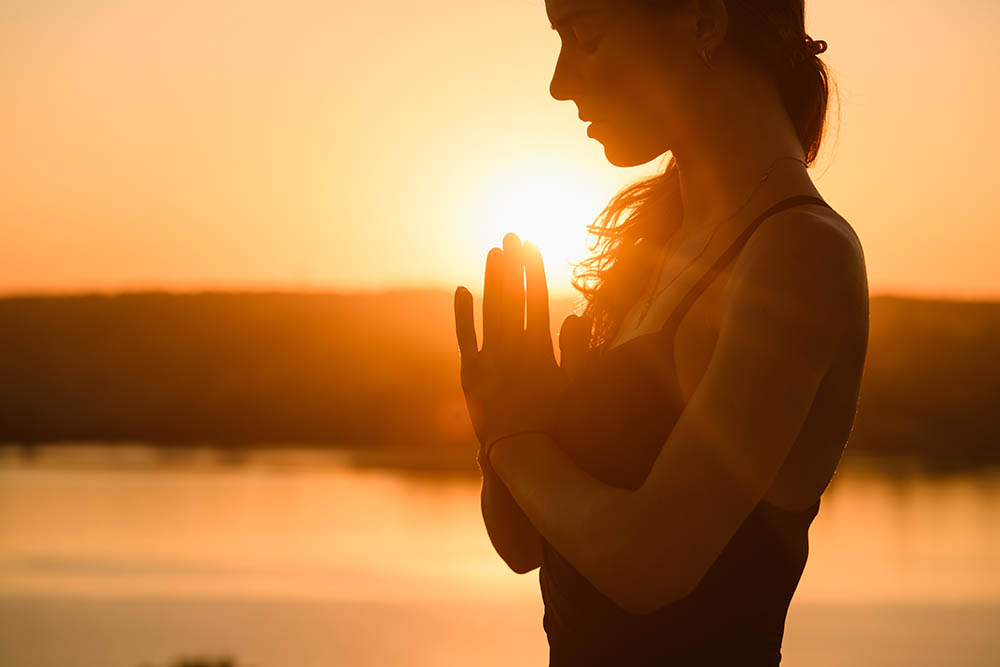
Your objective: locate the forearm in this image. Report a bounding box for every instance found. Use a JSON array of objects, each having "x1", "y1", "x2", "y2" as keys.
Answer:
[
  {"x1": 487, "y1": 431, "x2": 641, "y2": 608},
  {"x1": 478, "y1": 445, "x2": 543, "y2": 573}
]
